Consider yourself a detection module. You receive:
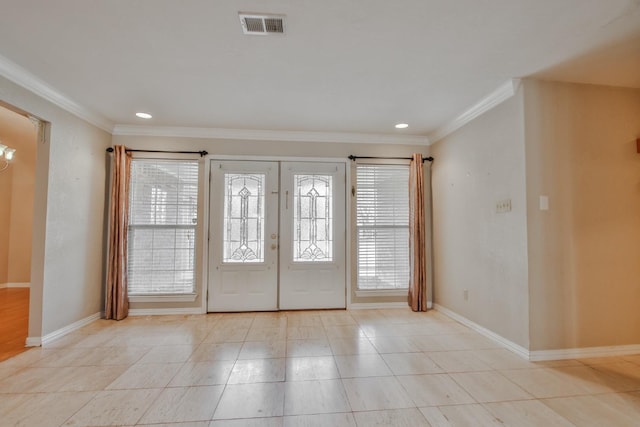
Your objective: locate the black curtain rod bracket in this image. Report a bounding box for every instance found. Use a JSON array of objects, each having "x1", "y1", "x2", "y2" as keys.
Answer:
[
  {"x1": 348, "y1": 155, "x2": 433, "y2": 162},
  {"x1": 106, "y1": 147, "x2": 208, "y2": 157}
]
